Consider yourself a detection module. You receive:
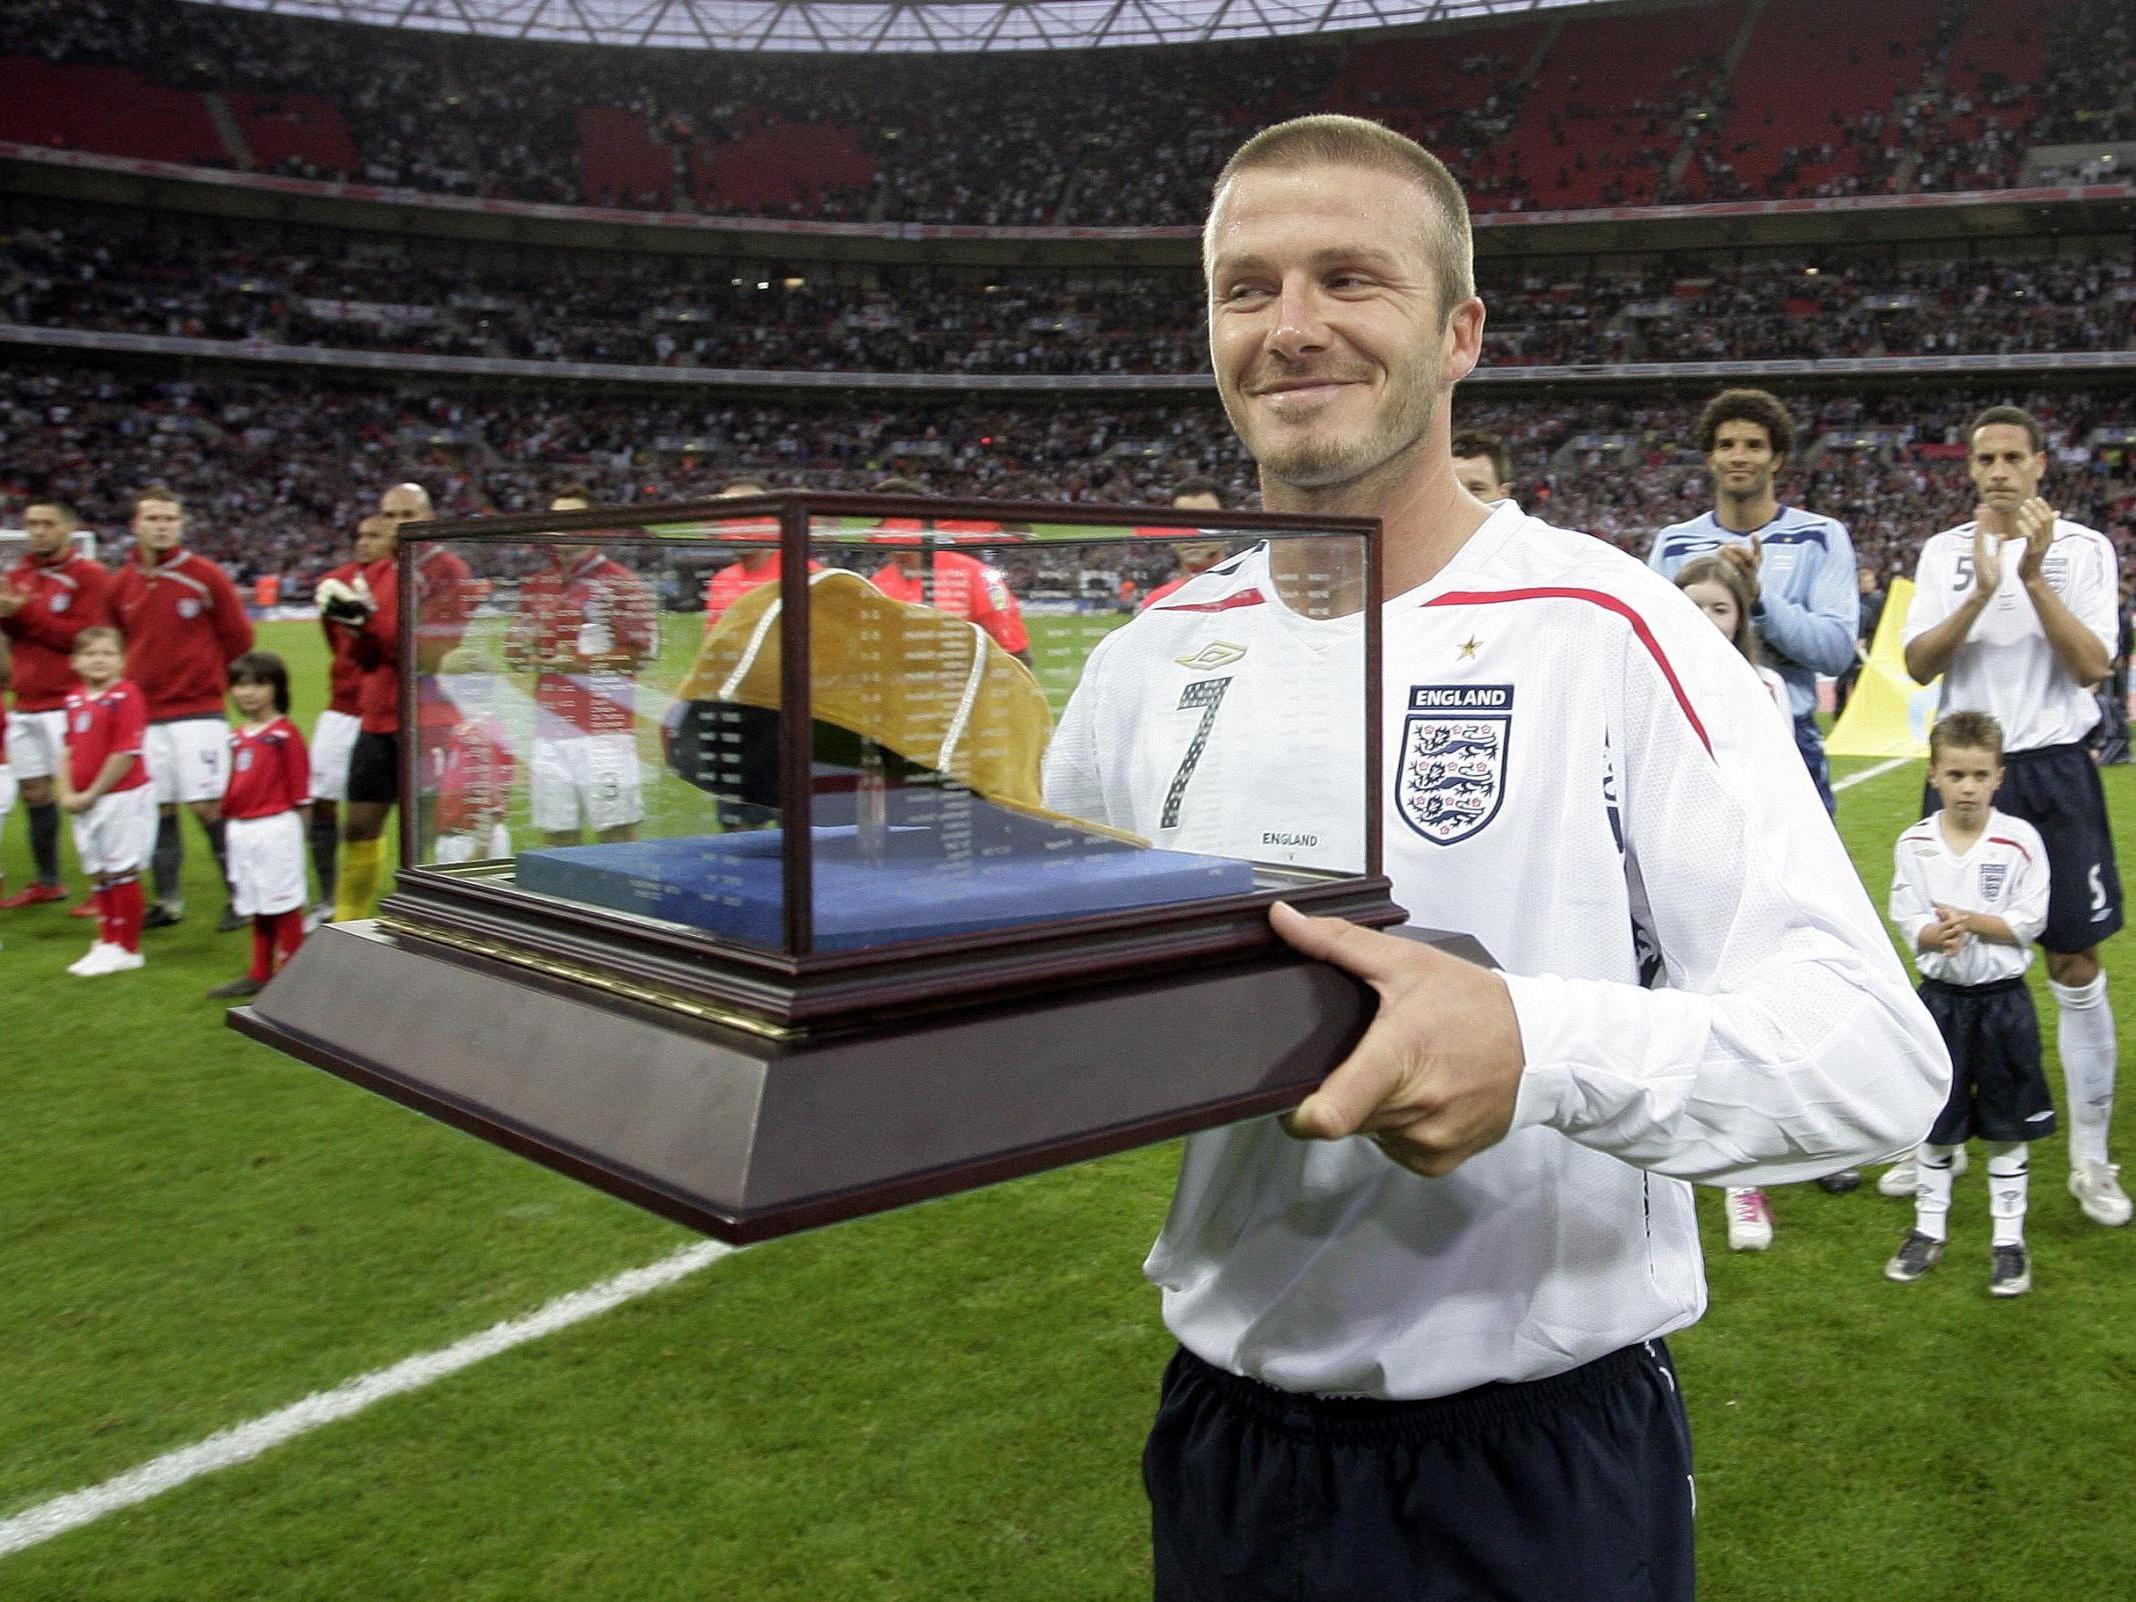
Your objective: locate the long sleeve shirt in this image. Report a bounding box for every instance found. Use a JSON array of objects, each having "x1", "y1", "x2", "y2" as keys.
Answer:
[
  {"x1": 1046, "y1": 502, "x2": 1948, "y2": 1399},
  {"x1": 3, "y1": 548, "x2": 111, "y2": 712},
  {"x1": 1649, "y1": 507, "x2": 1860, "y2": 719},
  {"x1": 109, "y1": 548, "x2": 254, "y2": 721}
]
